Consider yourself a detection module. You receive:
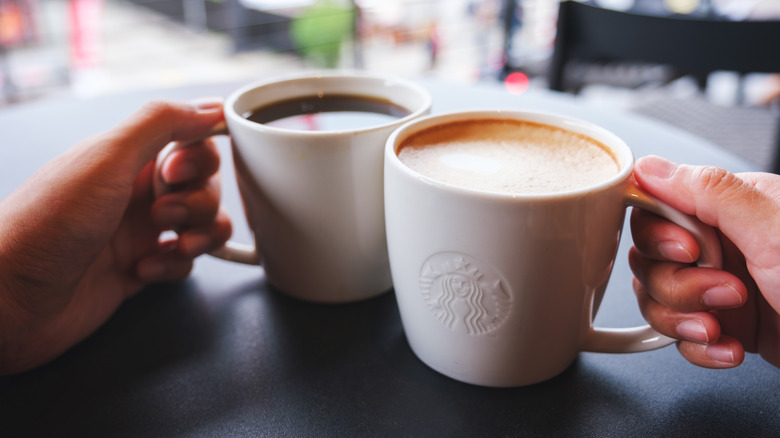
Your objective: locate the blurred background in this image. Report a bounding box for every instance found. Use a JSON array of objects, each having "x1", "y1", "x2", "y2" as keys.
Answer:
[
  {"x1": 2, "y1": 0, "x2": 550, "y2": 103},
  {"x1": 1, "y1": 0, "x2": 779, "y2": 166}
]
